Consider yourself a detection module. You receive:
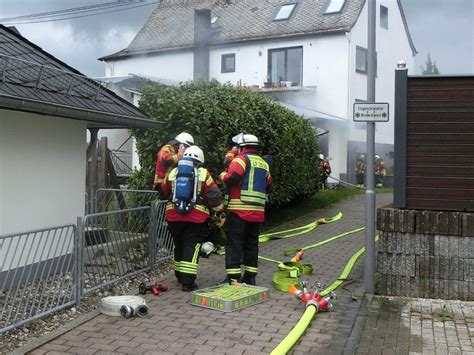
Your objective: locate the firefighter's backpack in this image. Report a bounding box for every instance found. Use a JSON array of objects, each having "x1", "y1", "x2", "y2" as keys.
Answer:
[{"x1": 172, "y1": 157, "x2": 199, "y2": 214}]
